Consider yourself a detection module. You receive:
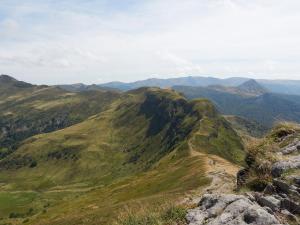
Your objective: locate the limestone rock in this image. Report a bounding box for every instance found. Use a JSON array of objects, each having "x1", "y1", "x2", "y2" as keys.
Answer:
[
  {"x1": 281, "y1": 198, "x2": 300, "y2": 215},
  {"x1": 271, "y1": 155, "x2": 300, "y2": 177},
  {"x1": 257, "y1": 195, "x2": 280, "y2": 211},
  {"x1": 281, "y1": 138, "x2": 300, "y2": 155},
  {"x1": 186, "y1": 194, "x2": 281, "y2": 225},
  {"x1": 273, "y1": 179, "x2": 291, "y2": 194}
]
